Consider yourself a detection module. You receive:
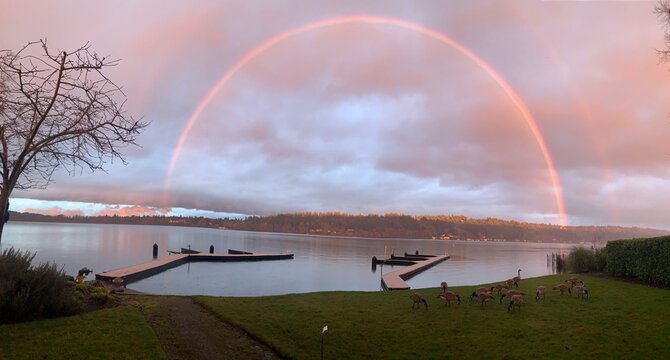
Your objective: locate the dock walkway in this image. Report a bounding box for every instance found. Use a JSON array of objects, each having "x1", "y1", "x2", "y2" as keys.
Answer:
[
  {"x1": 381, "y1": 254, "x2": 449, "y2": 290},
  {"x1": 96, "y1": 251, "x2": 293, "y2": 284}
]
